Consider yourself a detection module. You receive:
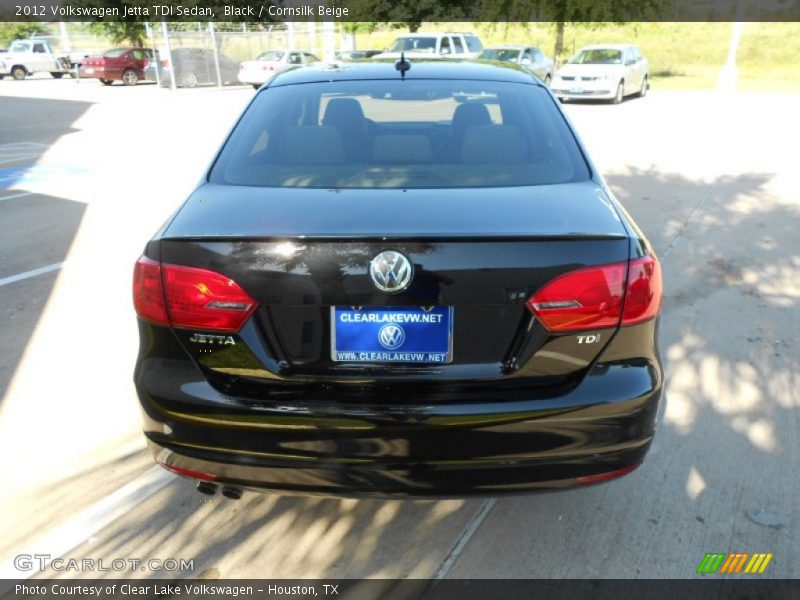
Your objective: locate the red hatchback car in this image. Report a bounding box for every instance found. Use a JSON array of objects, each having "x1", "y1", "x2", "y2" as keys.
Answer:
[{"x1": 79, "y1": 47, "x2": 155, "y2": 85}]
